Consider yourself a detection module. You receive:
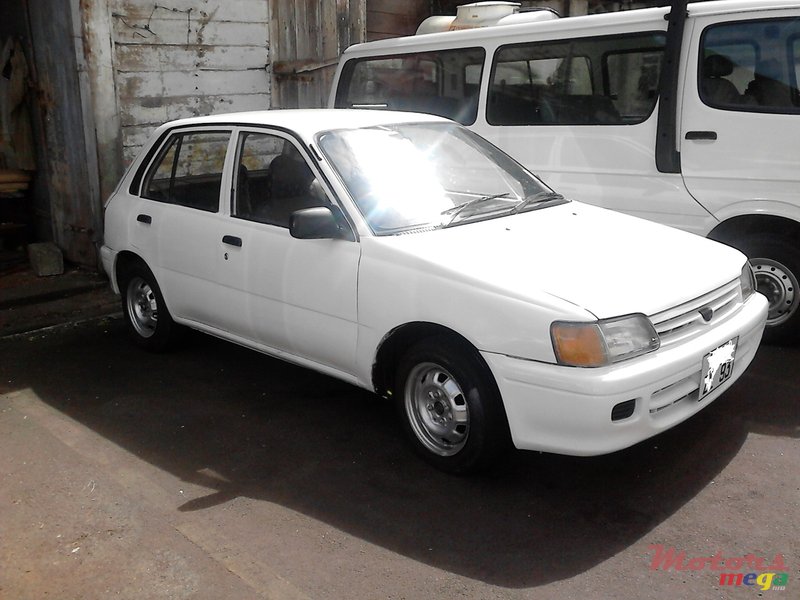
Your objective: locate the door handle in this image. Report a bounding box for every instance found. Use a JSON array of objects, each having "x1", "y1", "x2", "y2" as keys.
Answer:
[
  {"x1": 685, "y1": 130, "x2": 718, "y2": 141},
  {"x1": 136, "y1": 214, "x2": 152, "y2": 224},
  {"x1": 222, "y1": 235, "x2": 242, "y2": 247}
]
